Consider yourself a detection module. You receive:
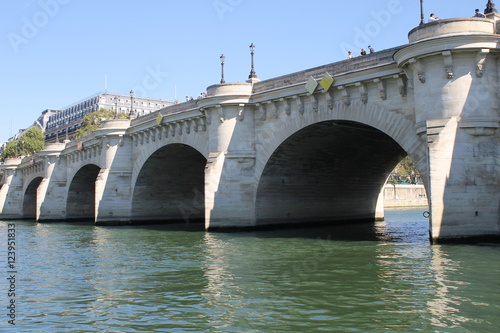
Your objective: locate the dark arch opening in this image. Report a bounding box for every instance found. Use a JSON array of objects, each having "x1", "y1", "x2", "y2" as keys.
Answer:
[
  {"x1": 256, "y1": 120, "x2": 406, "y2": 226},
  {"x1": 23, "y1": 177, "x2": 43, "y2": 220},
  {"x1": 132, "y1": 144, "x2": 206, "y2": 224},
  {"x1": 67, "y1": 164, "x2": 101, "y2": 221}
]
